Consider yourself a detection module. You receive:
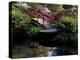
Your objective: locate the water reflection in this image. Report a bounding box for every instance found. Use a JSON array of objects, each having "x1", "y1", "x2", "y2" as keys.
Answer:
[
  {"x1": 47, "y1": 47, "x2": 77, "y2": 56},
  {"x1": 12, "y1": 44, "x2": 77, "y2": 58},
  {"x1": 48, "y1": 47, "x2": 57, "y2": 56}
]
